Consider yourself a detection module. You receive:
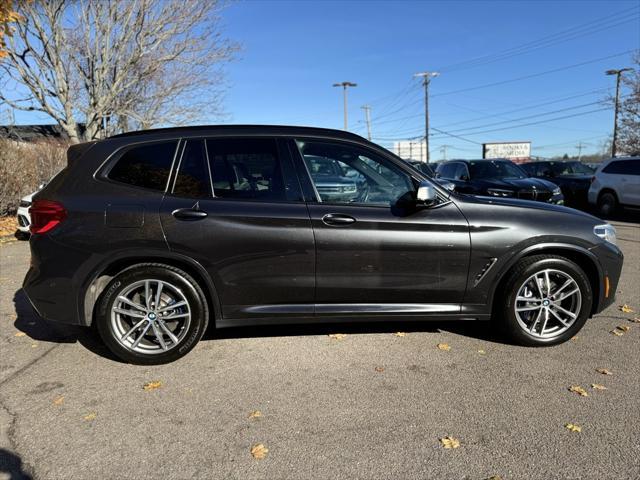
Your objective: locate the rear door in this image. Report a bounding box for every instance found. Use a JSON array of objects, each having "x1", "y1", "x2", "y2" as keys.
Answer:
[{"x1": 160, "y1": 137, "x2": 315, "y2": 320}]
